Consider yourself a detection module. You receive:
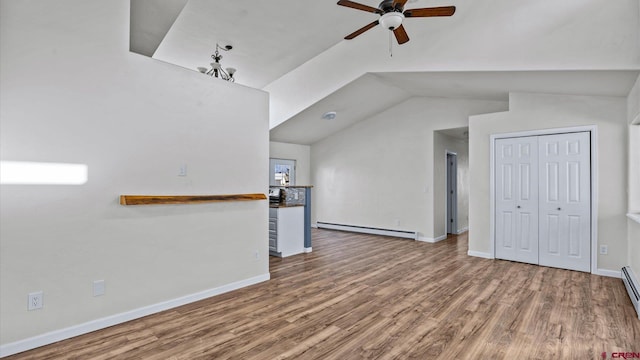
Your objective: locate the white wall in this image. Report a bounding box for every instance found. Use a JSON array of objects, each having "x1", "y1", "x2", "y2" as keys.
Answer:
[
  {"x1": 265, "y1": 0, "x2": 640, "y2": 127},
  {"x1": 434, "y1": 133, "x2": 469, "y2": 234},
  {"x1": 469, "y1": 92, "x2": 628, "y2": 272},
  {"x1": 628, "y1": 75, "x2": 640, "y2": 212},
  {"x1": 311, "y1": 97, "x2": 507, "y2": 240},
  {"x1": 269, "y1": 142, "x2": 311, "y2": 185},
  {"x1": 0, "y1": 0, "x2": 269, "y2": 350},
  {"x1": 628, "y1": 74, "x2": 640, "y2": 275},
  {"x1": 630, "y1": 215, "x2": 640, "y2": 278}
]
